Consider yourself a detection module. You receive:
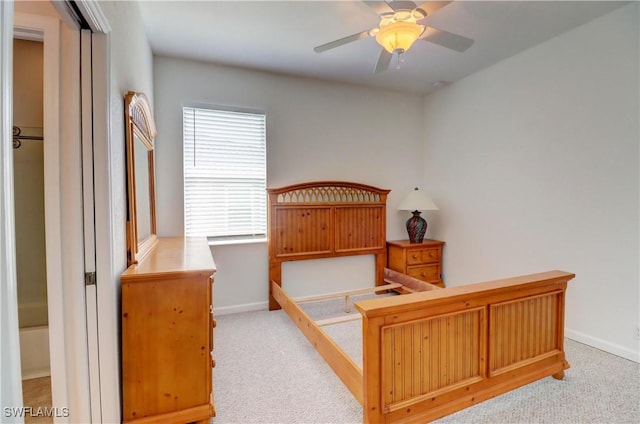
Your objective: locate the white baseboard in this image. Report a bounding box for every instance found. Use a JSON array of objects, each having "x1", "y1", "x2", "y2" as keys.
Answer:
[
  {"x1": 19, "y1": 326, "x2": 51, "y2": 380},
  {"x1": 565, "y1": 328, "x2": 639, "y2": 363},
  {"x1": 22, "y1": 369, "x2": 51, "y2": 380},
  {"x1": 214, "y1": 301, "x2": 268, "y2": 316}
]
